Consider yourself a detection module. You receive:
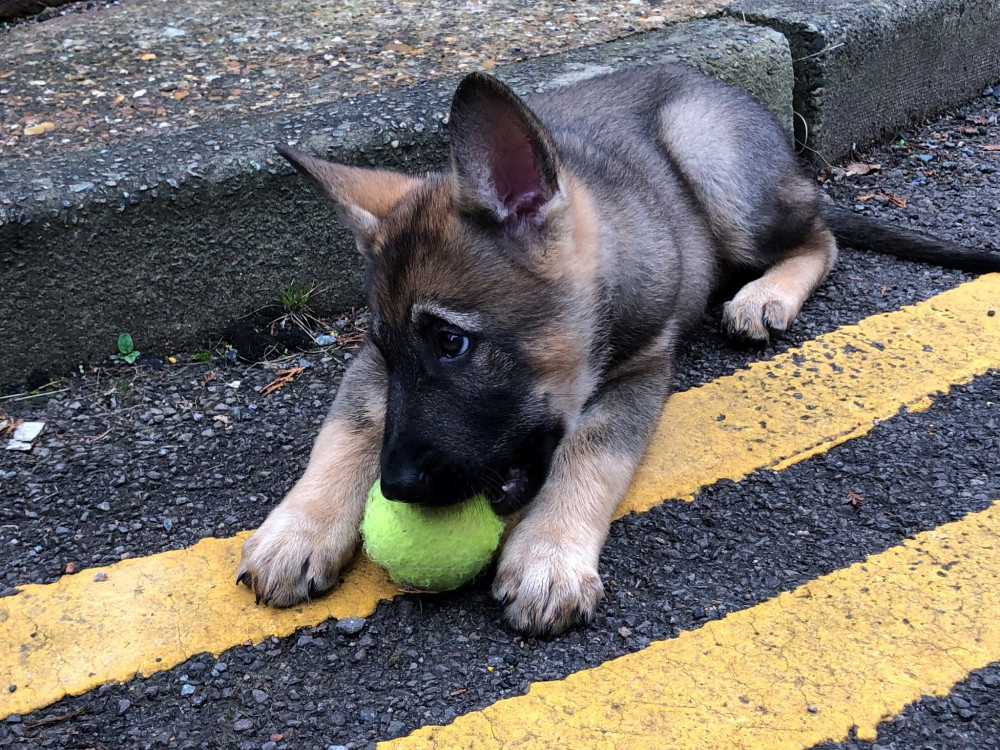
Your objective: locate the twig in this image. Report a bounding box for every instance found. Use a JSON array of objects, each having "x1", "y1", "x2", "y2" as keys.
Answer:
[
  {"x1": 85, "y1": 428, "x2": 113, "y2": 444},
  {"x1": 260, "y1": 366, "x2": 306, "y2": 396},
  {"x1": 793, "y1": 41, "x2": 846, "y2": 63},
  {"x1": 0, "y1": 387, "x2": 70, "y2": 404},
  {"x1": 24, "y1": 704, "x2": 92, "y2": 728}
]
